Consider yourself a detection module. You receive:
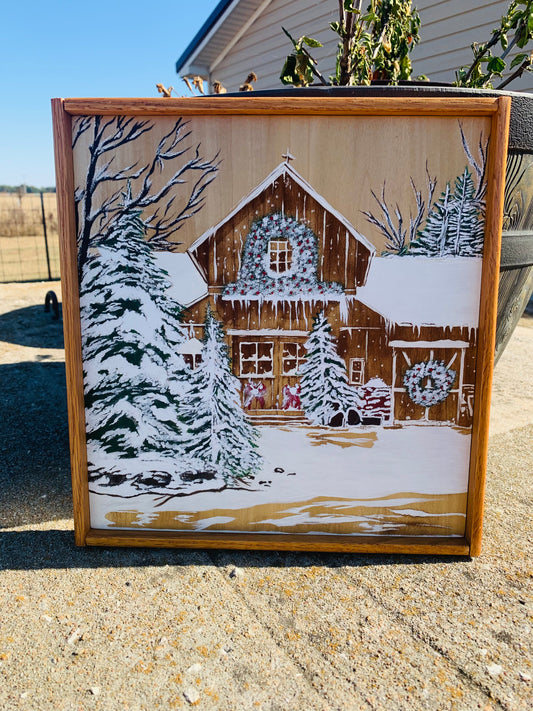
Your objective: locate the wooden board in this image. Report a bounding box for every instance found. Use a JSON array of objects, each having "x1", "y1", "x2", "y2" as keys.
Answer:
[{"x1": 52, "y1": 96, "x2": 510, "y2": 555}]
